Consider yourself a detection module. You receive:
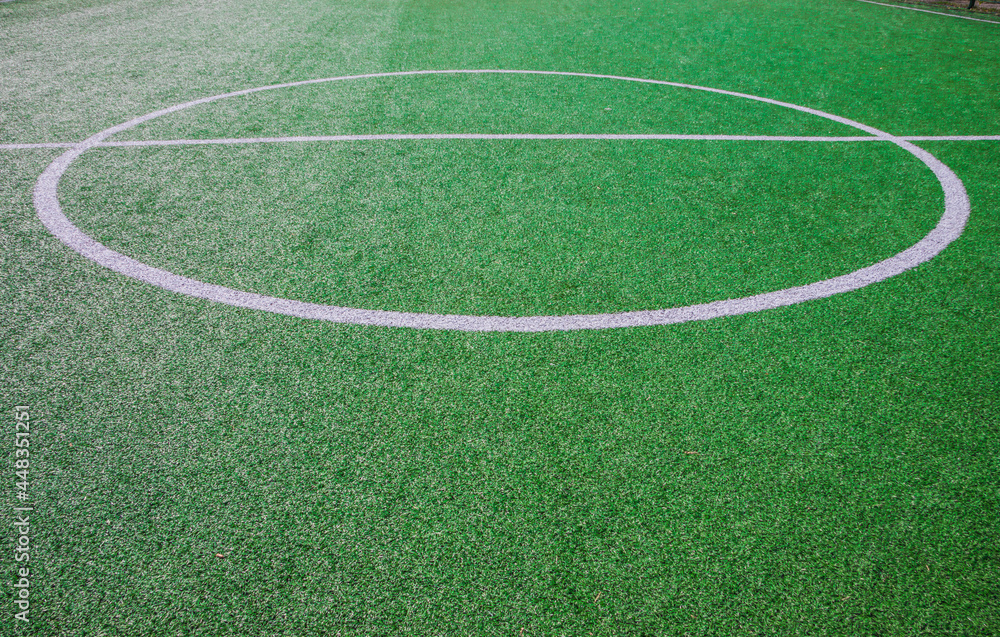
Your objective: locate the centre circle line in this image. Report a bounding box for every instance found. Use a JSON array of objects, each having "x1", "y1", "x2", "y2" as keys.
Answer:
[{"x1": 33, "y1": 70, "x2": 970, "y2": 332}]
